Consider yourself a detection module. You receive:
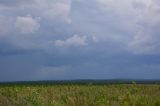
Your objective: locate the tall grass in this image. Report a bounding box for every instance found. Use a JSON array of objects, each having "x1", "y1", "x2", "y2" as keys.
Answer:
[{"x1": 0, "y1": 84, "x2": 160, "y2": 106}]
